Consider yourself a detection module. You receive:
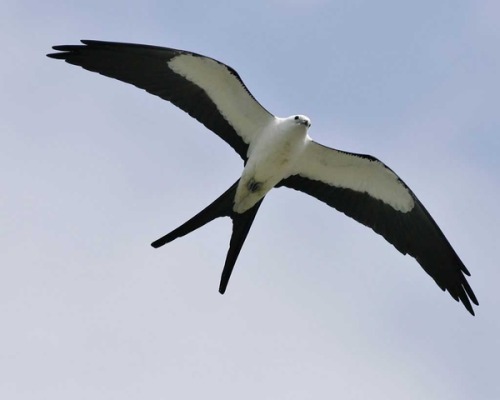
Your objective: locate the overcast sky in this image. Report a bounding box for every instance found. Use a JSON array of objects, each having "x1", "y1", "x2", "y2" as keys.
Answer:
[{"x1": 2, "y1": 1, "x2": 499, "y2": 399}]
